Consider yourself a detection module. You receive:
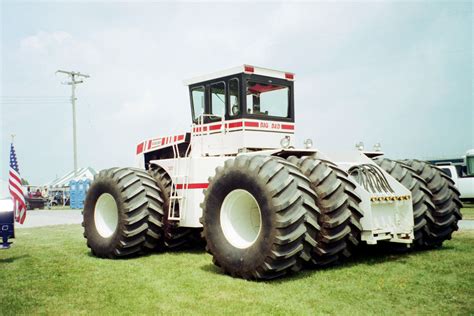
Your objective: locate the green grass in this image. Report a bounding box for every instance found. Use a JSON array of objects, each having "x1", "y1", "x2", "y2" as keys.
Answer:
[
  {"x1": 462, "y1": 203, "x2": 474, "y2": 220},
  {"x1": 1, "y1": 226, "x2": 473, "y2": 315}
]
